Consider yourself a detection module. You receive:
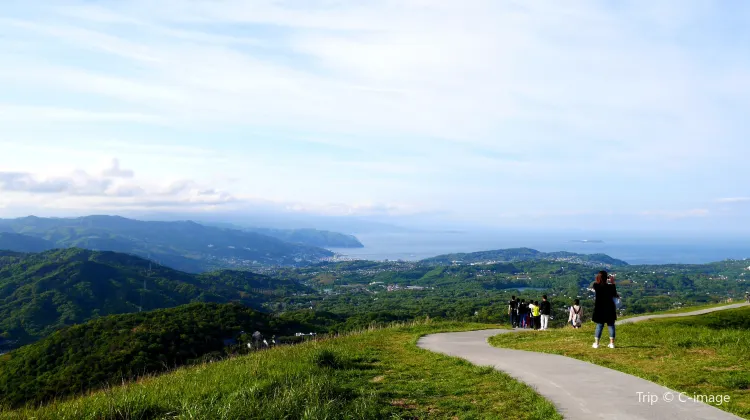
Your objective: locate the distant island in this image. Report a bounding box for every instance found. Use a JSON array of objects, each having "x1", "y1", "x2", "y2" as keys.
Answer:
[
  {"x1": 421, "y1": 247, "x2": 627, "y2": 267},
  {"x1": 570, "y1": 239, "x2": 604, "y2": 243}
]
